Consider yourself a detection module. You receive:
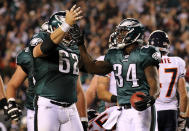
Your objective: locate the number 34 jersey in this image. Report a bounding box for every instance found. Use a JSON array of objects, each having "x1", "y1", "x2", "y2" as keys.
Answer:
[
  {"x1": 104, "y1": 45, "x2": 161, "y2": 105},
  {"x1": 155, "y1": 56, "x2": 186, "y2": 111},
  {"x1": 30, "y1": 32, "x2": 80, "y2": 103}
]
